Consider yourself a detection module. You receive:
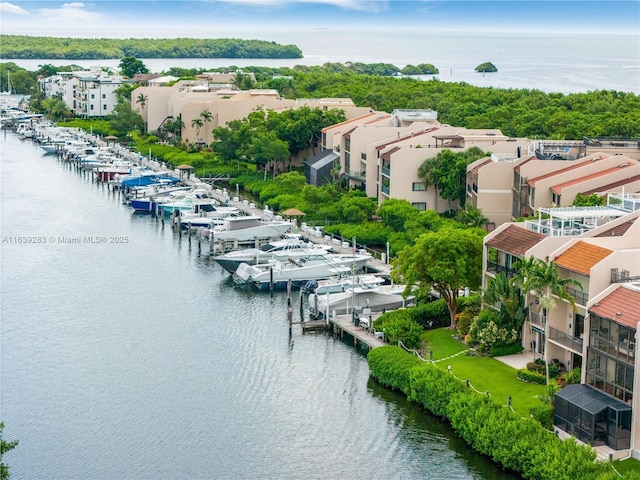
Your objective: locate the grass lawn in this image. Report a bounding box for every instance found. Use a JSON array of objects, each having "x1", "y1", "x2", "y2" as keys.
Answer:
[
  {"x1": 614, "y1": 457, "x2": 640, "y2": 476},
  {"x1": 421, "y1": 327, "x2": 468, "y2": 360},
  {"x1": 422, "y1": 328, "x2": 546, "y2": 417}
]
